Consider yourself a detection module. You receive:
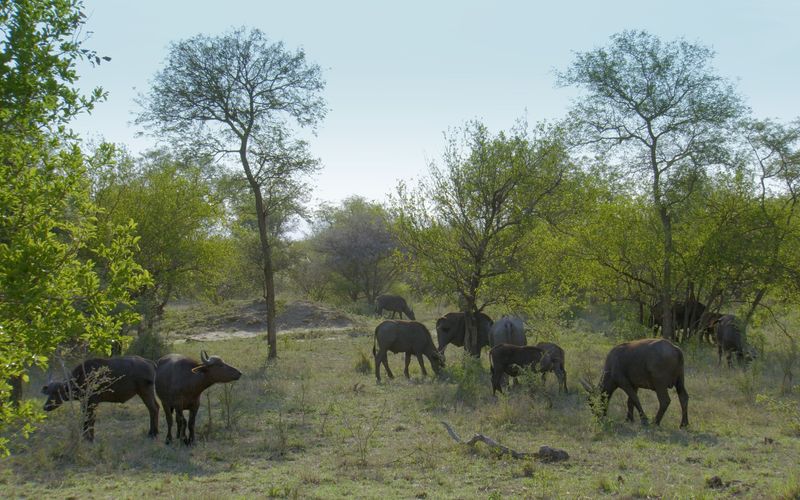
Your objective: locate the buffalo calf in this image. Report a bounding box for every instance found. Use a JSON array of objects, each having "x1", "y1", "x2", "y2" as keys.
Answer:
[
  {"x1": 373, "y1": 320, "x2": 444, "y2": 382},
  {"x1": 714, "y1": 315, "x2": 755, "y2": 368},
  {"x1": 536, "y1": 342, "x2": 568, "y2": 393},
  {"x1": 156, "y1": 351, "x2": 241, "y2": 445},
  {"x1": 489, "y1": 344, "x2": 547, "y2": 395},
  {"x1": 41, "y1": 355, "x2": 159, "y2": 441}
]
